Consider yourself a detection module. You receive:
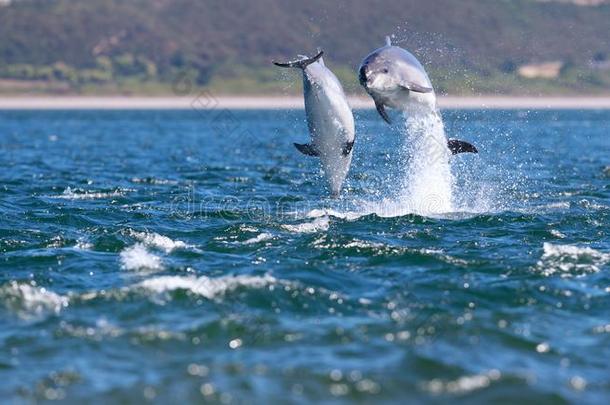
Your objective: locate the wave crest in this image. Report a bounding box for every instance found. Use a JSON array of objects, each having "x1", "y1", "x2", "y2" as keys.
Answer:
[
  {"x1": 136, "y1": 274, "x2": 277, "y2": 299},
  {"x1": 537, "y1": 243, "x2": 609, "y2": 277},
  {"x1": 1, "y1": 282, "x2": 68, "y2": 317}
]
